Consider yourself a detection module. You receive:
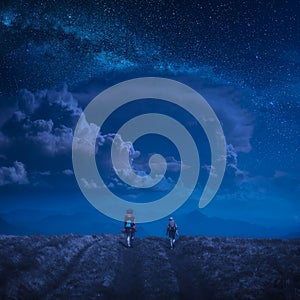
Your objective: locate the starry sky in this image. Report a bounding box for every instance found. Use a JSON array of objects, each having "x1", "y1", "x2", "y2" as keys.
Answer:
[{"x1": 0, "y1": 0, "x2": 299, "y2": 236}]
